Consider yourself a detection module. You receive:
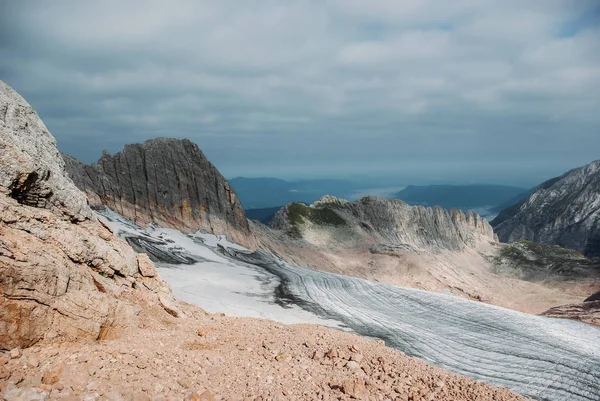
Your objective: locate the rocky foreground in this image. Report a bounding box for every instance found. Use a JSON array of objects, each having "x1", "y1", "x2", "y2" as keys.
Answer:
[{"x1": 1, "y1": 301, "x2": 529, "y2": 401}]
